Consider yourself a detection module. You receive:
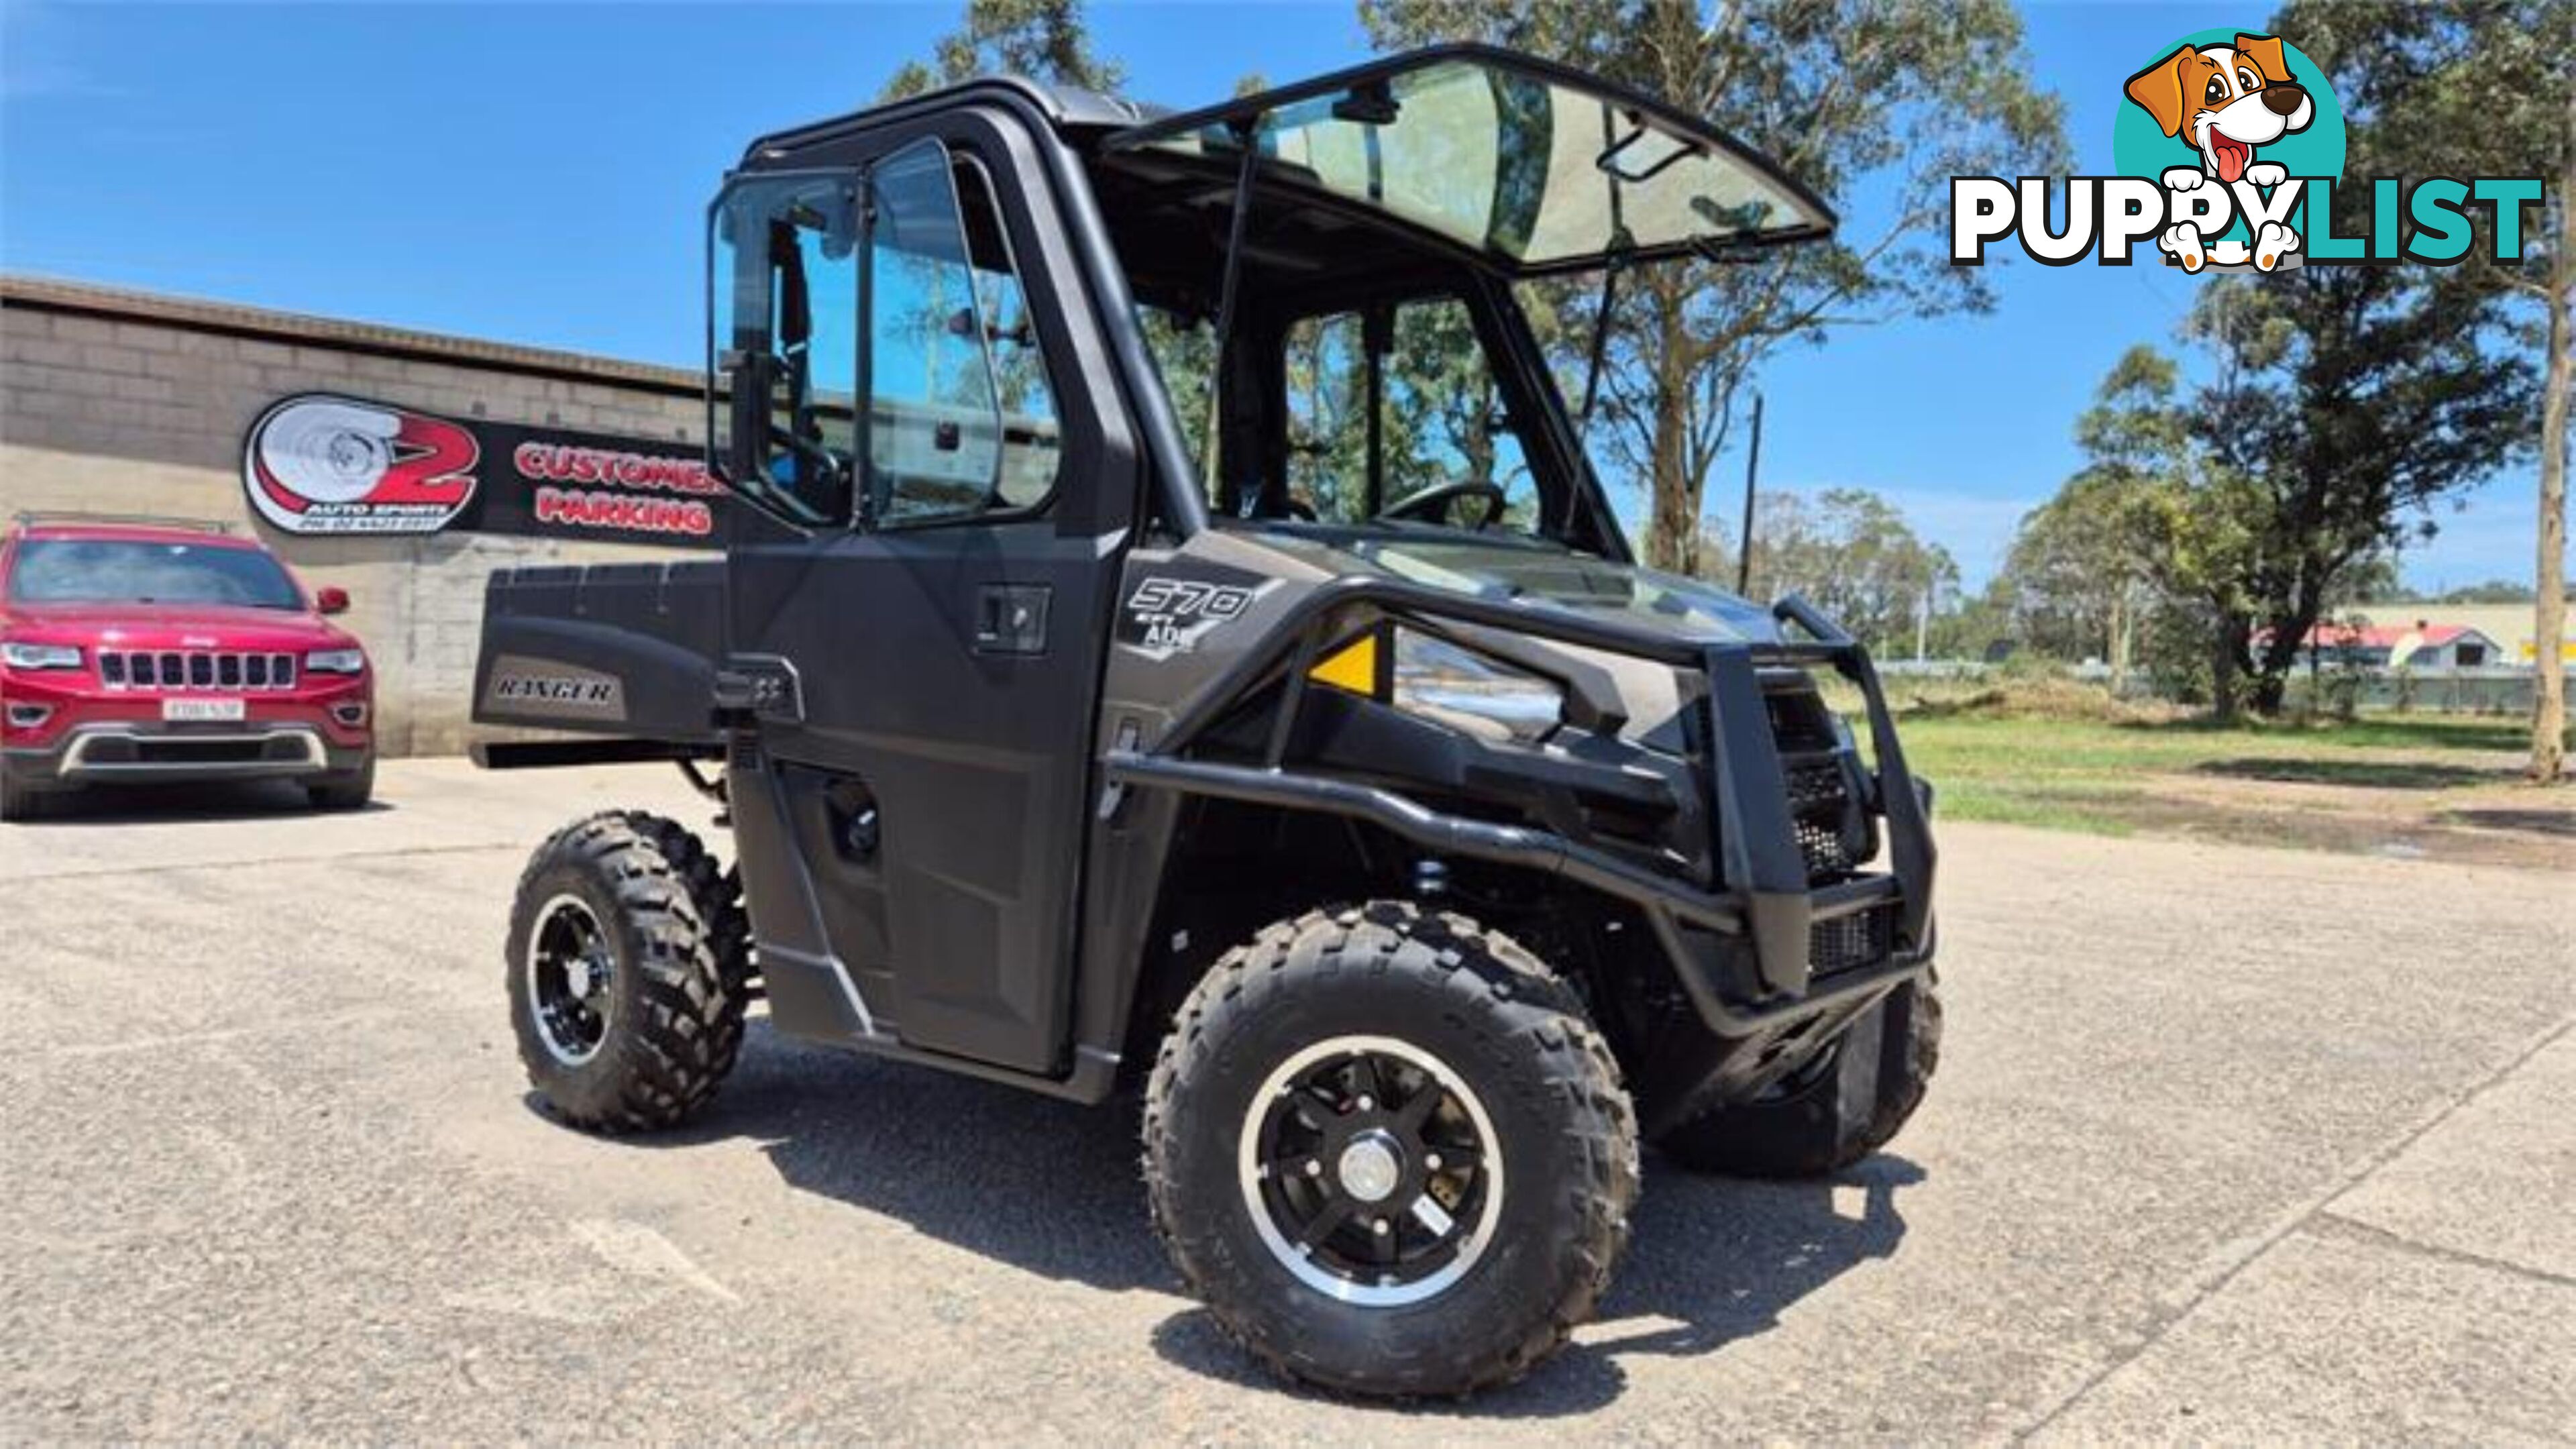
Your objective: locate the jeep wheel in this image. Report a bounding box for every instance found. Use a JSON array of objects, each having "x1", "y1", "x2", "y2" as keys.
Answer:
[
  {"x1": 0, "y1": 760, "x2": 45, "y2": 822},
  {"x1": 506, "y1": 812, "x2": 748, "y2": 1133},
  {"x1": 305, "y1": 756, "x2": 375, "y2": 811},
  {"x1": 1144, "y1": 902, "x2": 1638, "y2": 1398},
  {"x1": 1656, "y1": 974, "x2": 1942, "y2": 1179}
]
